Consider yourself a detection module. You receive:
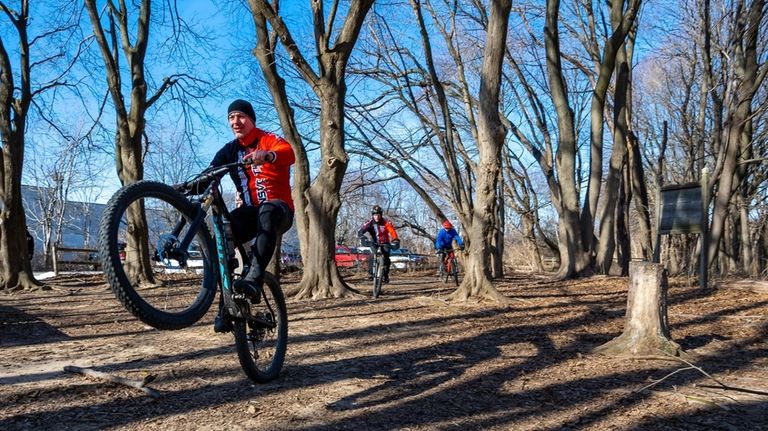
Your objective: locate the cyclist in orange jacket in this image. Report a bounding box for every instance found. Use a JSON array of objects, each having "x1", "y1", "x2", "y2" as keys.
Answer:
[
  {"x1": 357, "y1": 205, "x2": 399, "y2": 283},
  {"x1": 177, "y1": 99, "x2": 294, "y2": 332}
]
